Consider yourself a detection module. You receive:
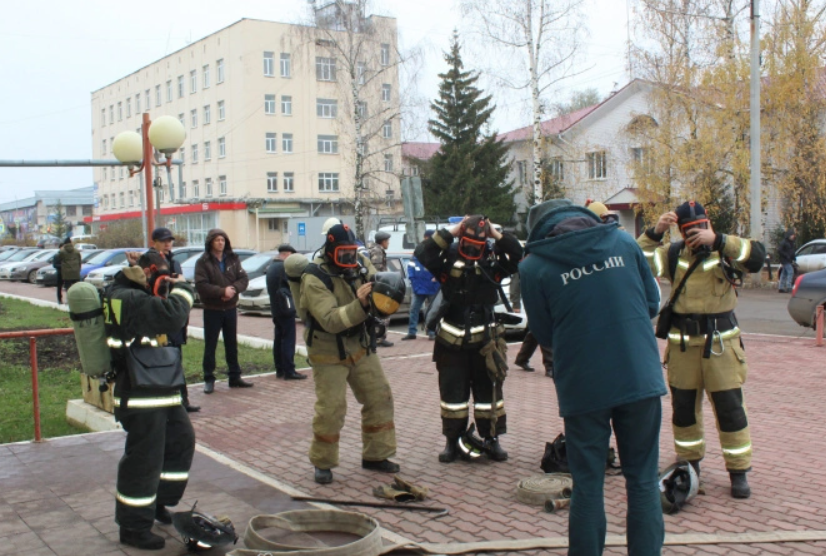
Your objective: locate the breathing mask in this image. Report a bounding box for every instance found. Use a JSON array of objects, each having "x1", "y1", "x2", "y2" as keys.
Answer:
[
  {"x1": 458, "y1": 215, "x2": 490, "y2": 261},
  {"x1": 675, "y1": 200, "x2": 711, "y2": 255},
  {"x1": 325, "y1": 224, "x2": 360, "y2": 269}
]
